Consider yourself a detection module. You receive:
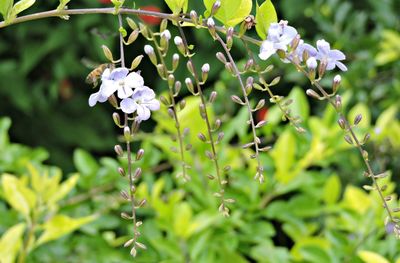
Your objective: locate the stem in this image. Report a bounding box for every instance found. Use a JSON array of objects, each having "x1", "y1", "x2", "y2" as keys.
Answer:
[
  {"x1": 0, "y1": 8, "x2": 261, "y2": 45},
  {"x1": 176, "y1": 23, "x2": 226, "y2": 206},
  {"x1": 292, "y1": 61, "x2": 396, "y2": 227},
  {"x1": 148, "y1": 29, "x2": 189, "y2": 181},
  {"x1": 18, "y1": 220, "x2": 35, "y2": 263},
  {"x1": 215, "y1": 33, "x2": 264, "y2": 183}
]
